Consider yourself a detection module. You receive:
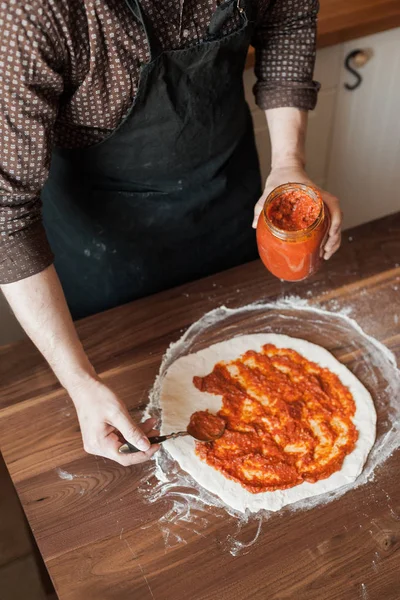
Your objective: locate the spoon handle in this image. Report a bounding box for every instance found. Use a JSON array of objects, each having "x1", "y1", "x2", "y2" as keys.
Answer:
[{"x1": 118, "y1": 432, "x2": 187, "y2": 454}]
